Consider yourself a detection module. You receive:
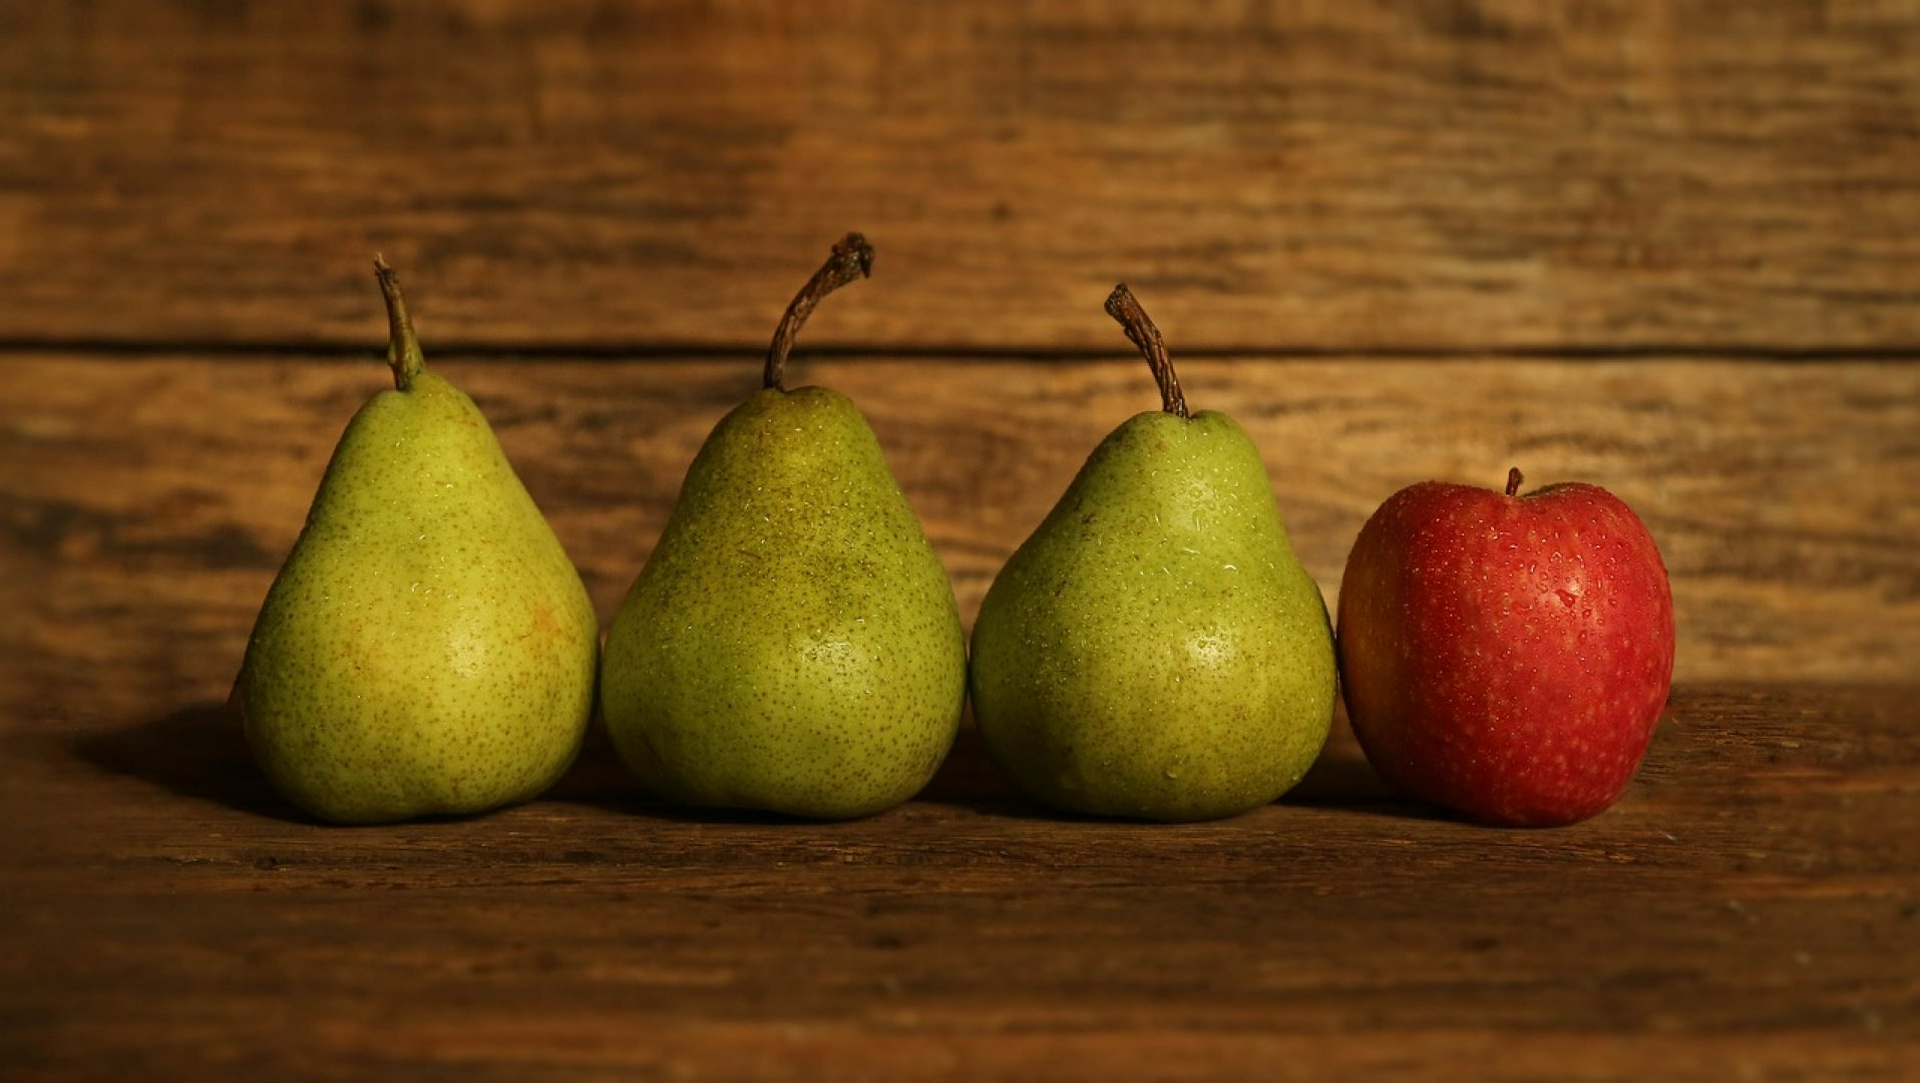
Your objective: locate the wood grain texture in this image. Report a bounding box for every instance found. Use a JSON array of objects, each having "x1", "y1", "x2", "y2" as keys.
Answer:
[
  {"x1": 6, "y1": 4, "x2": 1916, "y2": 1076},
  {"x1": 3, "y1": 354, "x2": 1914, "y2": 732},
  {"x1": 2, "y1": 682, "x2": 1916, "y2": 1080},
  {"x1": 5, "y1": 1, "x2": 1920, "y2": 351}
]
